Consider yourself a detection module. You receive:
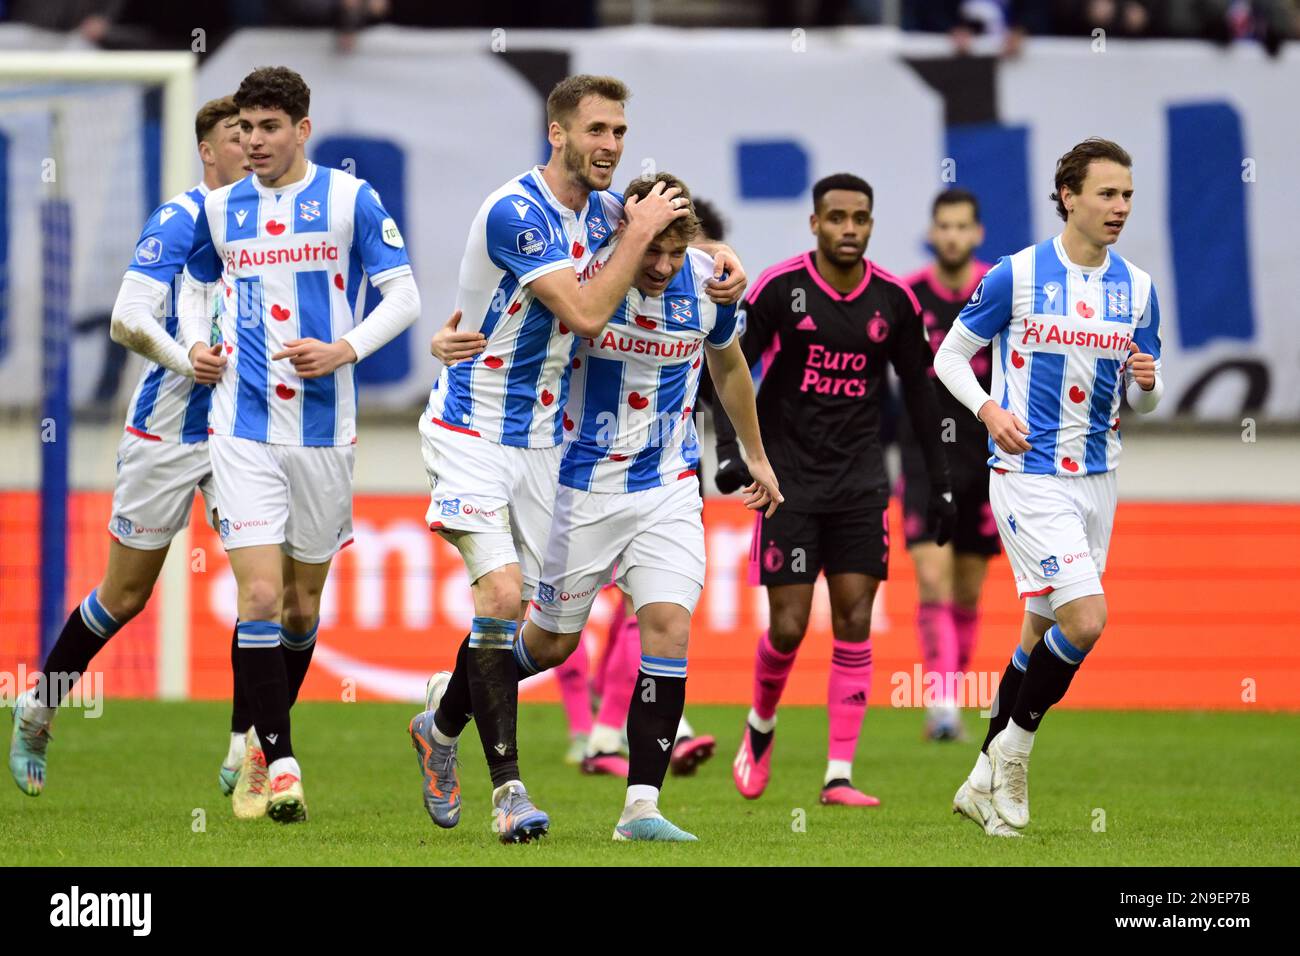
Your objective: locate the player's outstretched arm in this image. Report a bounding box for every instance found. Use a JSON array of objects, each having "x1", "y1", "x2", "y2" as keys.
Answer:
[
  {"x1": 528, "y1": 181, "x2": 689, "y2": 338},
  {"x1": 110, "y1": 275, "x2": 193, "y2": 378},
  {"x1": 705, "y1": 338, "x2": 782, "y2": 517}
]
